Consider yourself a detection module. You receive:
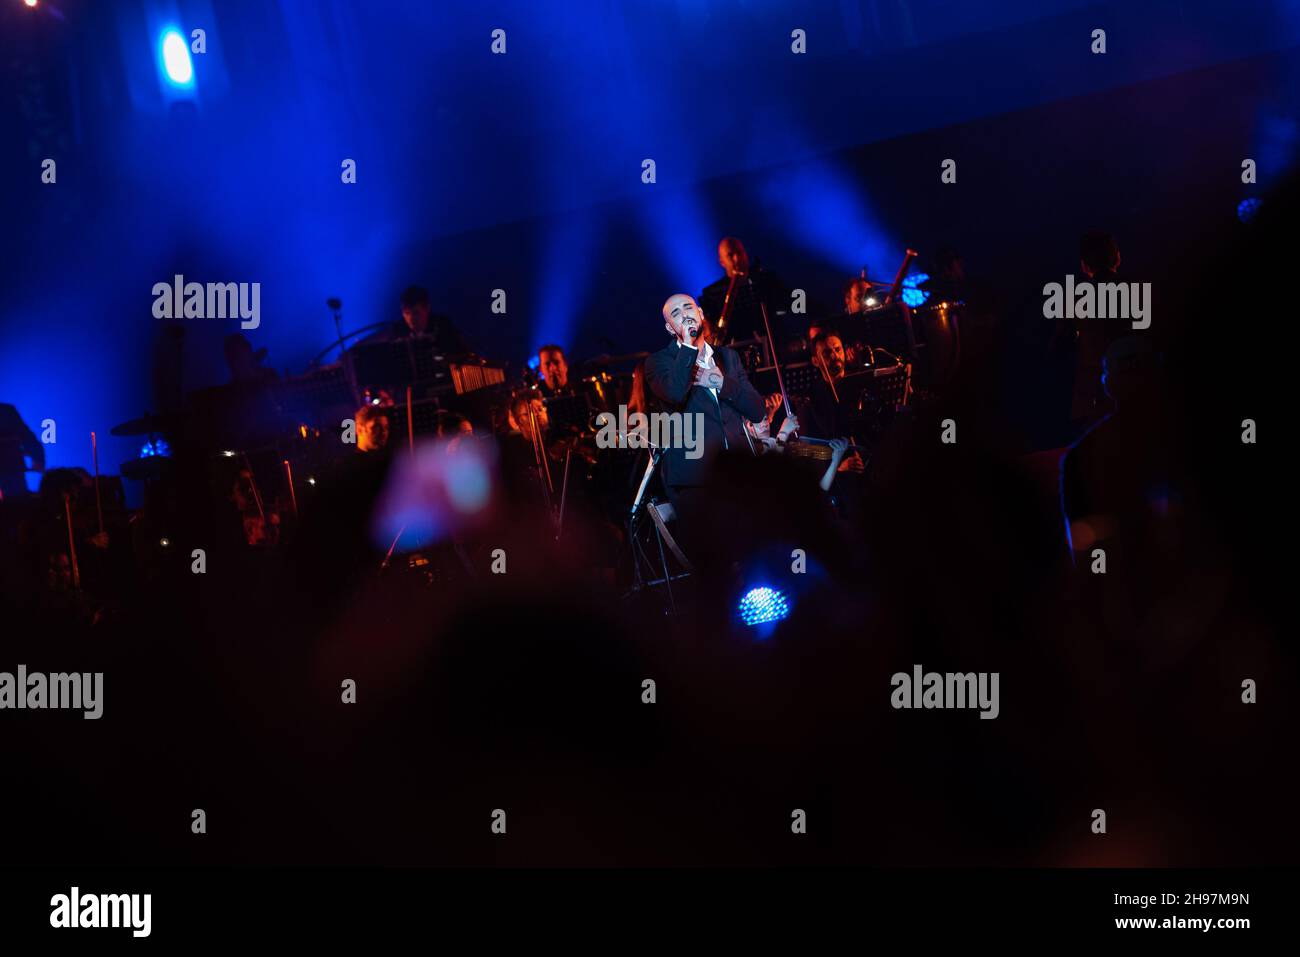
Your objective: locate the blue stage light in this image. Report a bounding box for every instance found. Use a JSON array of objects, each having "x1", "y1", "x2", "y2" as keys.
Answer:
[
  {"x1": 161, "y1": 30, "x2": 194, "y2": 87},
  {"x1": 1237, "y1": 198, "x2": 1262, "y2": 223},
  {"x1": 139, "y1": 438, "x2": 170, "y2": 458},
  {"x1": 901, "y1": 272, "x2": 930, "y2": 308},
  {"x1": 737, "y1": 586, "x2": 790, "y2": 627}
]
